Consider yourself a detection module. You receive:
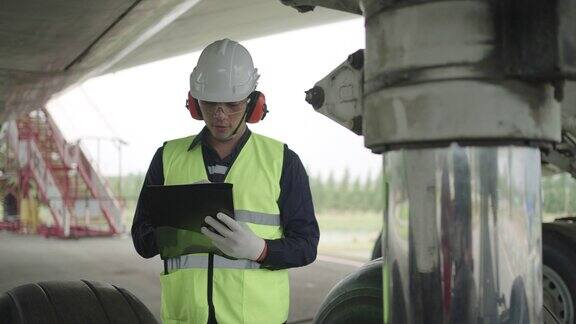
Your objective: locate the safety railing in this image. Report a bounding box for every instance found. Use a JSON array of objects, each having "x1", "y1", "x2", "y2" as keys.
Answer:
[{"x1": 1, "y1": 109, "x2": 123, "y2": 237}]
